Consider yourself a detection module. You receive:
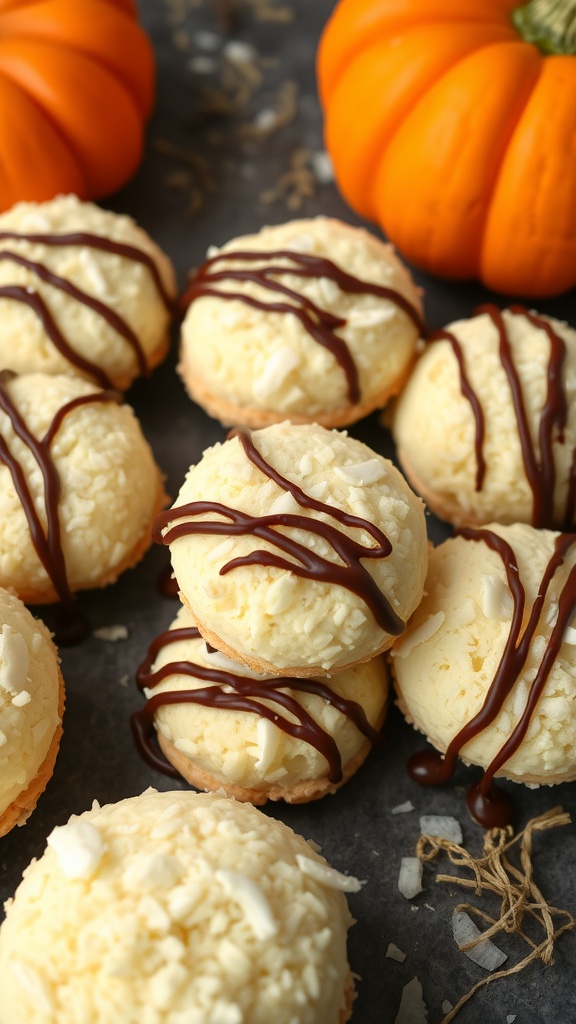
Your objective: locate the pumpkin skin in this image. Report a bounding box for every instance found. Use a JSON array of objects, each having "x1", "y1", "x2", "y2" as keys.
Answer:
[
  {"x1": 0, "y1": 0, "x2": 154, "y2": 209},
  {"x1": 318, "y1": 0, "x2": 576, "y2": 298}
]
